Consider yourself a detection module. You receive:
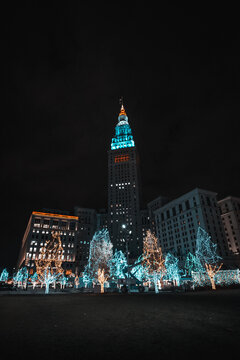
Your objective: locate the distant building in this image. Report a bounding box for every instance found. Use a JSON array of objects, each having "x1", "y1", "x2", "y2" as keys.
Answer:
[
  {"x1": 147, "y1": 196, "x2": 169, "y2": 234},
  {"x1": 96, "y1": 208, "x2": 108, "y2": 231},
  {"x1": 17, "y1": 211, "x2": 78, "y2": 272},
  {"x1": 108, "y1": 103, "x2": 142, "y2": 260},
  {"x1": 74, "y1": 207, "x2": 97, "y2": 273},
  {"x1": 154, "y1": 188, "x2": 229, "y2": 265},
  {"x1": 218, "y1": 196, "x2": 240, "y2": 266},
  {"x1": 140, "y1": 209, "x2": 150, "y2": 242}
]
